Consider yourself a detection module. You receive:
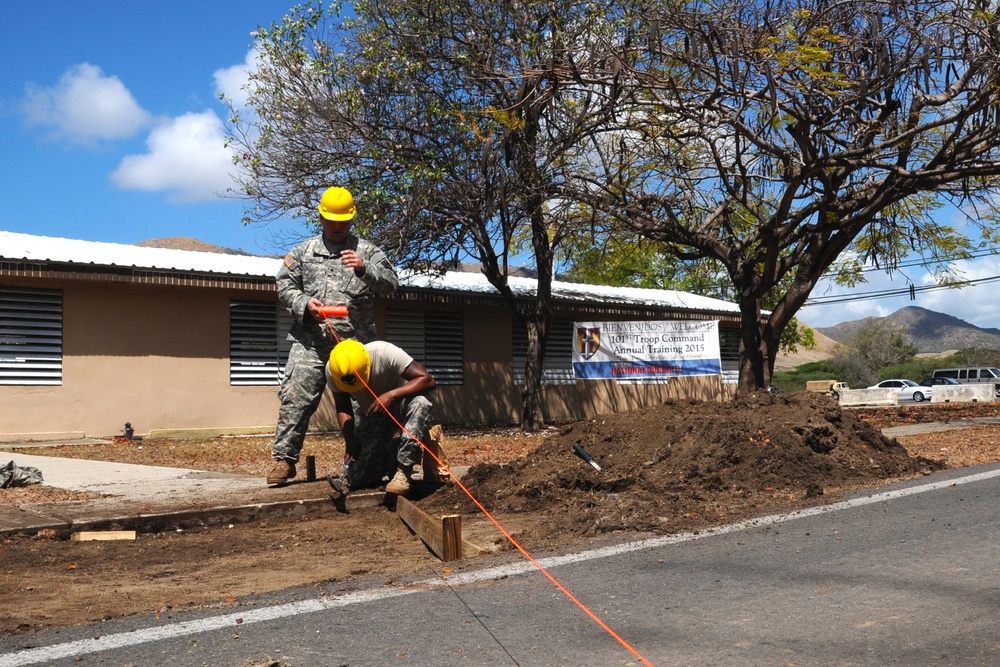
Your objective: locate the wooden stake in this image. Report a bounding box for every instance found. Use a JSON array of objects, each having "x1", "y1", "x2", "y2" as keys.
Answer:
[
  {"x1": 395, "y1": 497, "x2": 485, "y2": 561},
  {"x1": 422, "y1": 424, "x2": 450, "y2": 482},
  {"x1": 442, "y1": 515, "x2": 462, "y2": 562}
]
